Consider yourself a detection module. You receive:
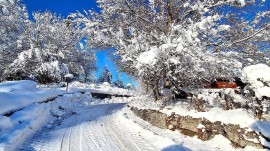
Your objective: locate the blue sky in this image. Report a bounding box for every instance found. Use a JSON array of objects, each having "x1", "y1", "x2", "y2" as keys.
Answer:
[
  {"x1": 22, "y1": 0, "x2": 100, "y2": 19},
  {"x1": 96, "y1": 50, "x2": 137, "y2": 86},
  {"x1": 22, "y1": 0, "x2": 138, "y2": 87}
]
